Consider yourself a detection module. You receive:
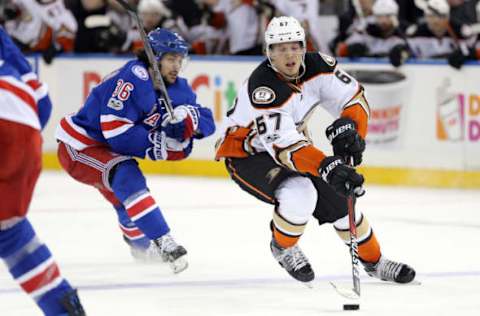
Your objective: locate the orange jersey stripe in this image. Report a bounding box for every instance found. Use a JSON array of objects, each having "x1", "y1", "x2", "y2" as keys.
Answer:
[
  {"x1": 341, "y1": 104, "x2": 369, "y2": 139},
  {"x1": 215, "y1": 127, "x2": 252, "y2": 160},
  {"x1": 226, "y1": 159, "x2": 275, "y2": 203},
  {"x1": 290, "y1": 144, "x2": 326, "y2": 176}
]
